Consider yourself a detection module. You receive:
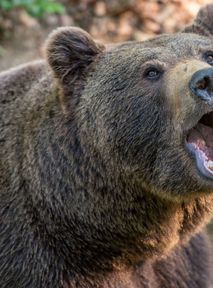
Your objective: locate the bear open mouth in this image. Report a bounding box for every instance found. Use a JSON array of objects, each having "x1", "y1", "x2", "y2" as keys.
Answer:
[{"x1": 186, "y1": 112, "x2": 213, "y2": 180}]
